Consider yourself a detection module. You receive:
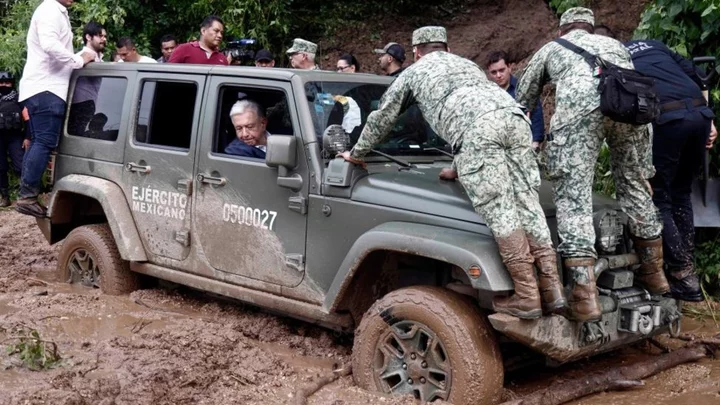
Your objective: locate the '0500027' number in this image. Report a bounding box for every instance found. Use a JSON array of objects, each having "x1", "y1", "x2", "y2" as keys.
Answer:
[{"x1": 222, "y1": 204, "x2": 278, "y2": 230}]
